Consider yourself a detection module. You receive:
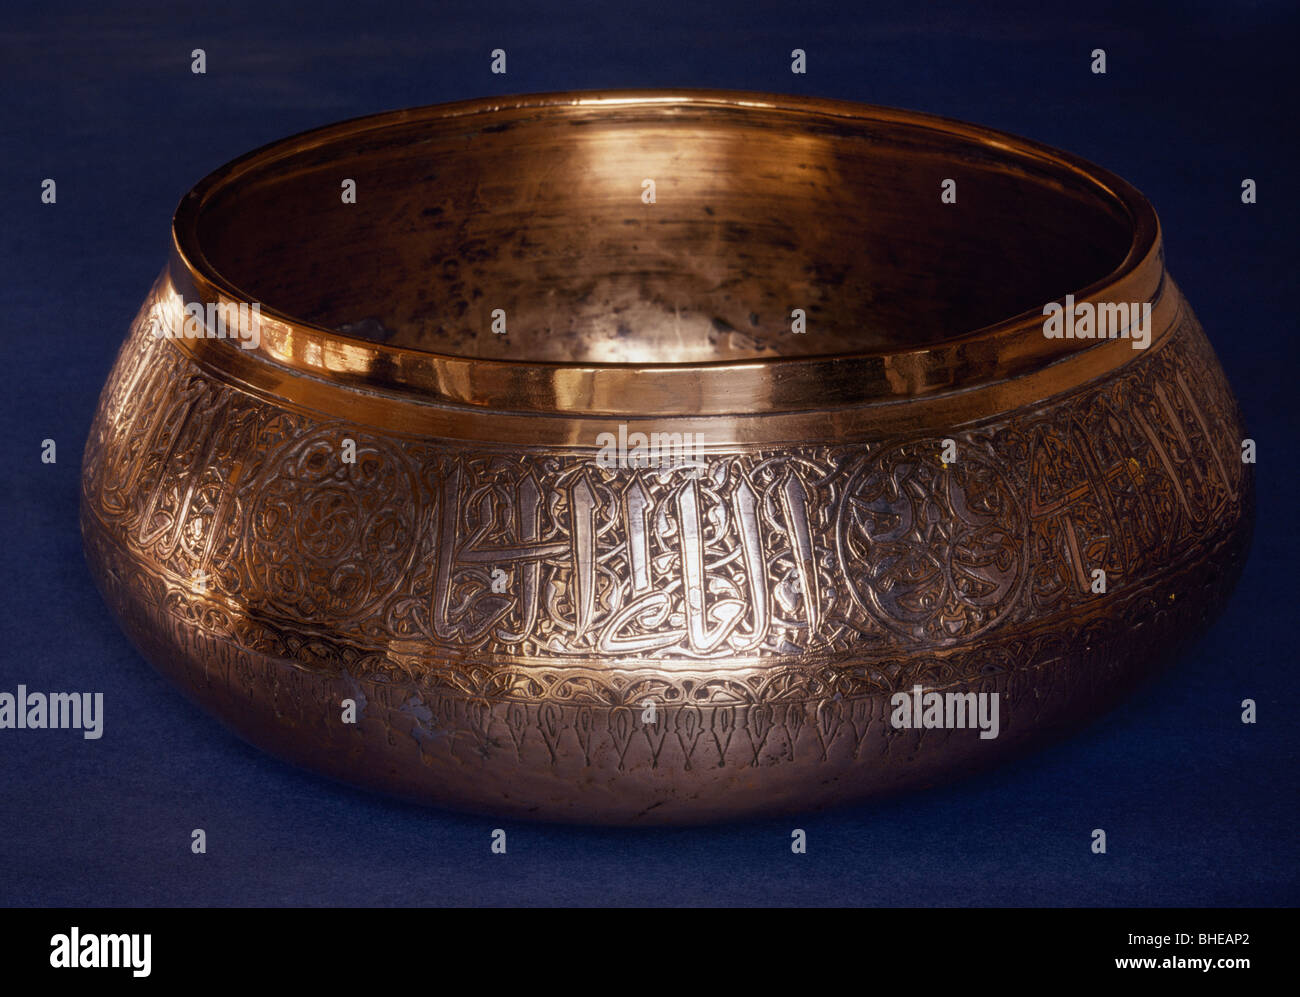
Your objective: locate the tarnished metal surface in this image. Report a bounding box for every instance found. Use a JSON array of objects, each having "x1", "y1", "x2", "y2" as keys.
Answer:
[{"x1": 80, "y1": 91, "x2": 1252, "y2": 823}]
